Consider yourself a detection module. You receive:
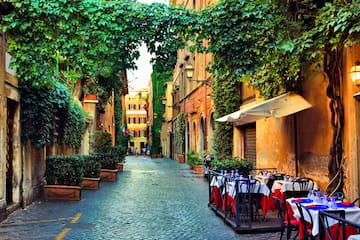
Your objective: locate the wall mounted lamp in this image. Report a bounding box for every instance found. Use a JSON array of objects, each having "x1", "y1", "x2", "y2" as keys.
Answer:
[
  {"x1": 161, "y1": 97, "x2": 166, "y2": 105},
  {"x1": 185, "y1": 63, "x2": 210, "y2": 85},
  {"x1": 350, "y1": 61, "x2": 360, "y2": 86}
]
